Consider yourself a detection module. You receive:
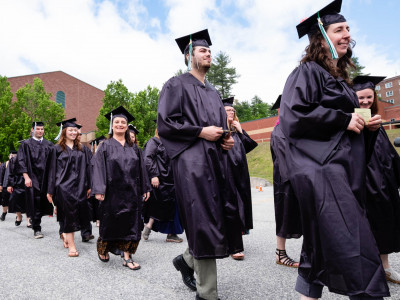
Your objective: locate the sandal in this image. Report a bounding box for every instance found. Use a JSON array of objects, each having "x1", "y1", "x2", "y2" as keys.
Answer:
[
  {"x1": 122, "y1": 257, "x2": 141, "y2": 270},
  {"x1": 385, "y1": 267, "x2": 400, "y2": 284},
  {"x1": 276, "y1": 249, "x2": 299, "y2": 268},
  {"x1": 231, "y1": 252, "x2": 245, "y2": 260},
  {"x1": 68, "y1": 251, "x2": 79, "y2": 257},
  {"x1": 98, "y1": 253, "x2": 109, "y2": 262}
]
